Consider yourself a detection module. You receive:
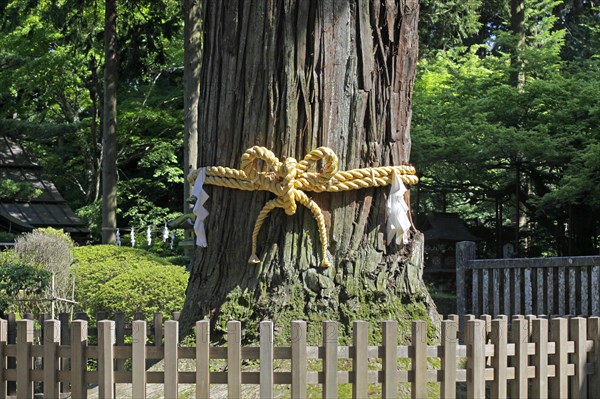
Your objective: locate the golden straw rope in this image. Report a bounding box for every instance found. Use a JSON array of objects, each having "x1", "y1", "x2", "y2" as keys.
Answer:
[{"x1": 189, "y1": 146, "x2": 418, "y2": 268}]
